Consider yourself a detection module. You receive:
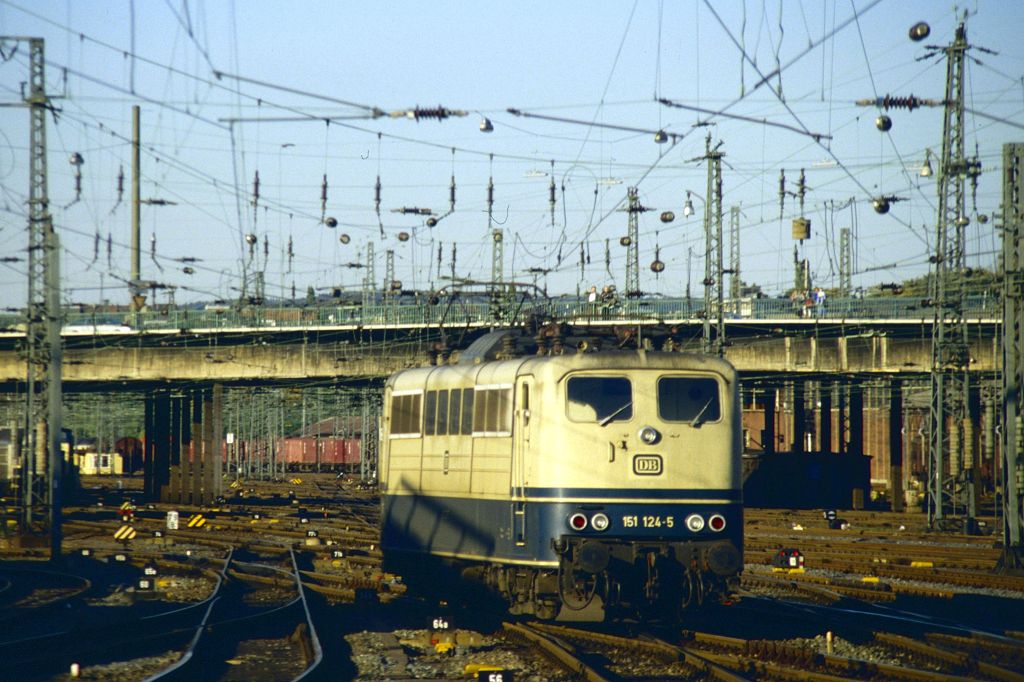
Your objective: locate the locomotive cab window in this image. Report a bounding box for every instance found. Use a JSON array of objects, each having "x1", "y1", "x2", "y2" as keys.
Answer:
[
  {"x1": 566, "y1": 376, "x2": 632, "y2": 423},
  {"x1": 658, "y1": 377, "x2": 721, "y2": 425}
]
